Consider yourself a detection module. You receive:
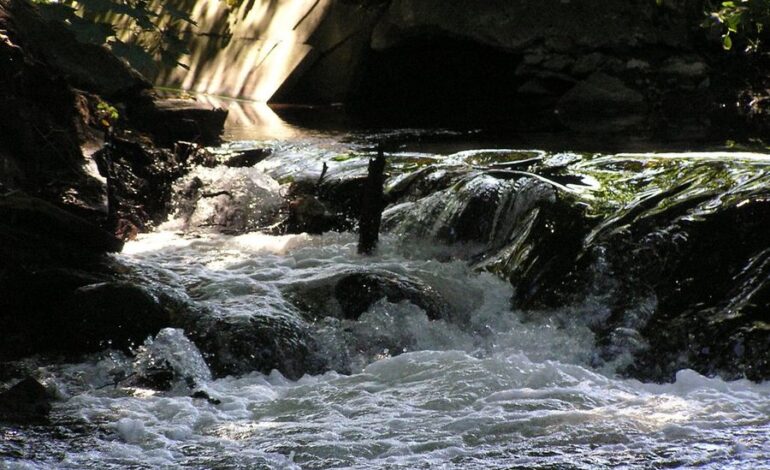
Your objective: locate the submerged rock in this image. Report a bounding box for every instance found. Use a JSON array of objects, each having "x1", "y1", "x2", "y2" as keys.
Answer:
[
  {"x1": 284, "y1": 270, "x2": 451, "y2": 321},
  {"x1": 129, "y1": 328, "x2": 212, "y2": 391}
]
